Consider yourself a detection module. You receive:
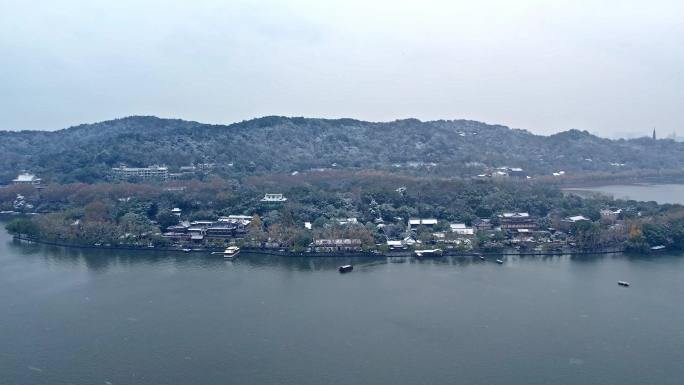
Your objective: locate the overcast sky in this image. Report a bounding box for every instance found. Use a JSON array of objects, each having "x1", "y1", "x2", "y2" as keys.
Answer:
[{"x1": 1, "y1": 0, "x2": 682, "y2": 136}]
